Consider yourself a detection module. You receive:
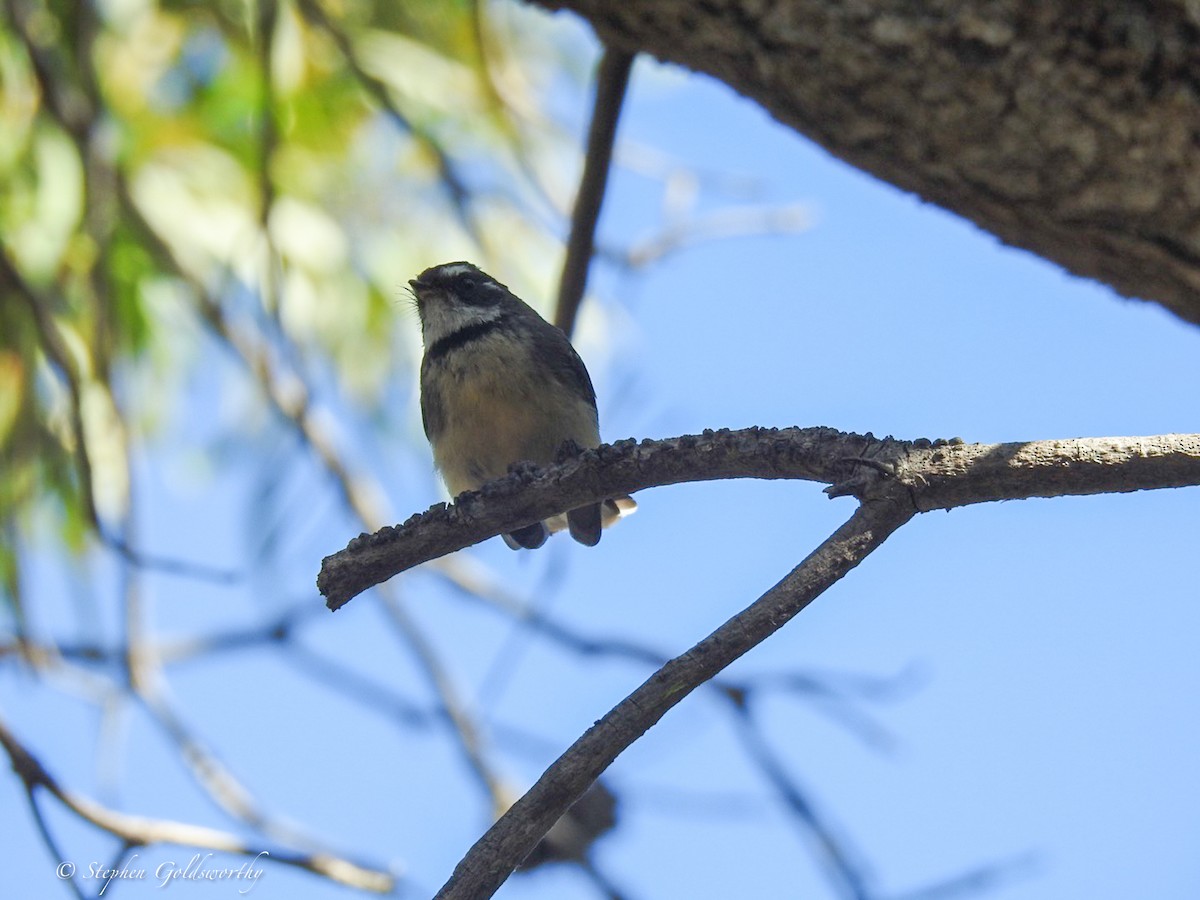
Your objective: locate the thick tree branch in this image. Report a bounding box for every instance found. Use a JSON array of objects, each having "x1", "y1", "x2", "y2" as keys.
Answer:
[
  {"x1": 433, "y1": 497, "x2": 915, "y2": 898},
  {"x1": 531, "y1": 1, "x2": 1200, "y2": 327},
  {"x1": 318, "y1": 428, "x2": 1200, "y2": 609}
]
